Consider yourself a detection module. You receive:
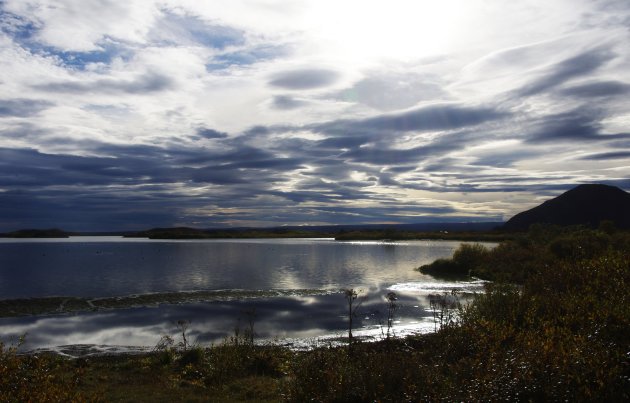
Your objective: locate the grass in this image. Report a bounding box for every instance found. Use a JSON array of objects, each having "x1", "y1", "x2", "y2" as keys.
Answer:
[{"x1": 72, "y1": 350, "x2": 286, "y2": 402}]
